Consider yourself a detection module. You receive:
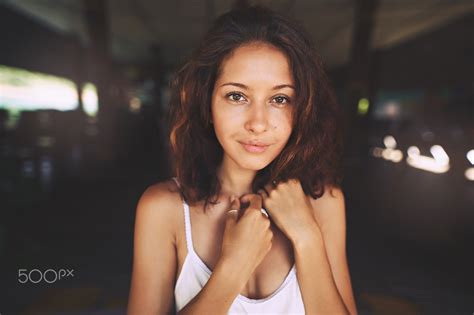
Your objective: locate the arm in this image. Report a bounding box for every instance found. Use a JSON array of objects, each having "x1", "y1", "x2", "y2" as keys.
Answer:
[
  {"x1": 292, "y1": 187, "x2": 357, "y2": 315},
  {"x1": 258, "y1": 180, "x2": 357, "y2": 314},
  {"x1": 127, "y1": 184, "x2": 179, "y2": 314},
  {"x1": 177, "y1": 259, "x2": 245, "y2": 314},
  {"x1": 179, "y1": 196, "x2": 272, "y2": 314},
  {"x1": 128, "y1": 184, "x2": 245, "y2": 314}
]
